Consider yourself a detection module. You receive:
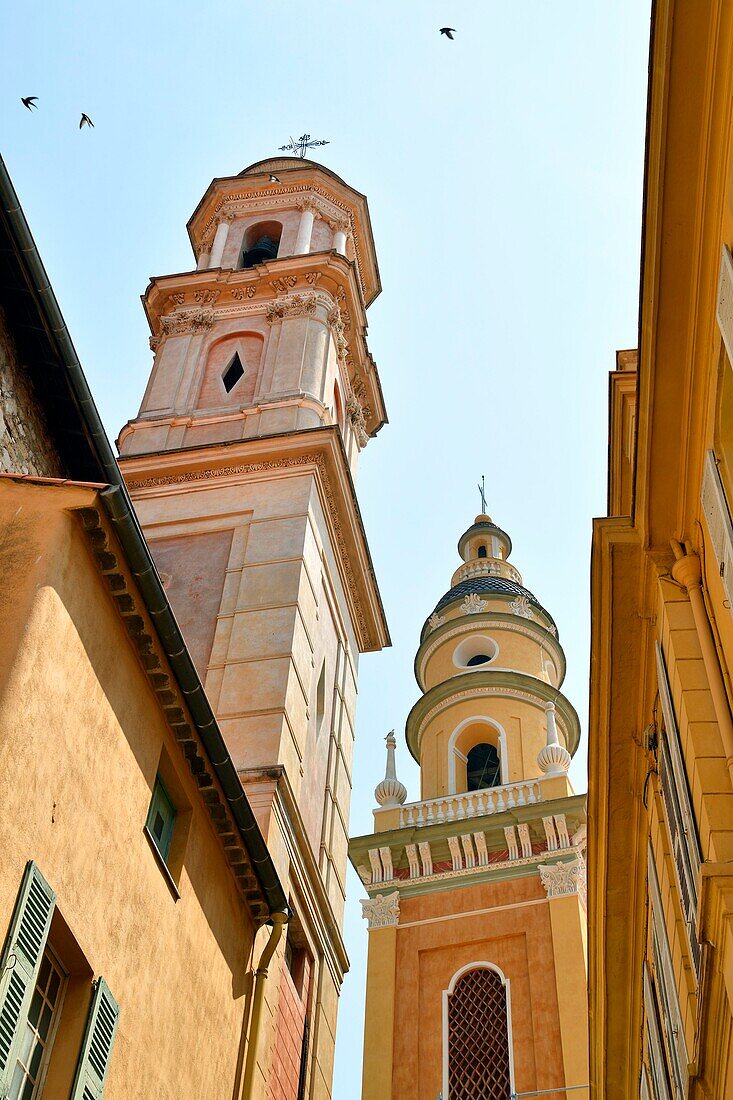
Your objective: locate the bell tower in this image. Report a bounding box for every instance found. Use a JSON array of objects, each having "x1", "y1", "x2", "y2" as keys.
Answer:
[
  {"x1": 349, "y1": 513, "x2": 588, "y2": 1100},
  {"x1": 118, "y1": 156, "x2": 389, "y2": 1099}
]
